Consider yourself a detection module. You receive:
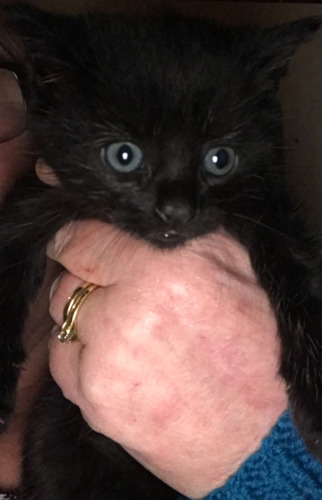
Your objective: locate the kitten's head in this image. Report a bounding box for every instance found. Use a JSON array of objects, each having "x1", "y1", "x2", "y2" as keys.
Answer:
[{"x1": 4, "y1": 5, "x2": 320, "y2": 247}]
